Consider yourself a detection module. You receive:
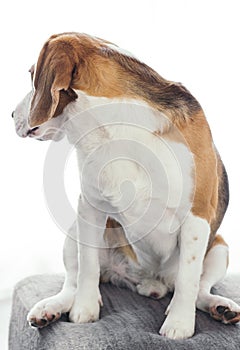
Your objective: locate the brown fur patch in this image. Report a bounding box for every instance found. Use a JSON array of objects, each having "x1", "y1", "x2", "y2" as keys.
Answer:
[
  {"x1": 211, "y1": 235, "x2": 228, "y2": 249},
  {"x1": 104, "y1": 217, "x2": 137, "y2": 263},
  {"x1": 176, "y1": 111, "x2": 219, "y2": 223},
  {"x1": 207, "y1": 153, "x2": 229, "y2": 248}
]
